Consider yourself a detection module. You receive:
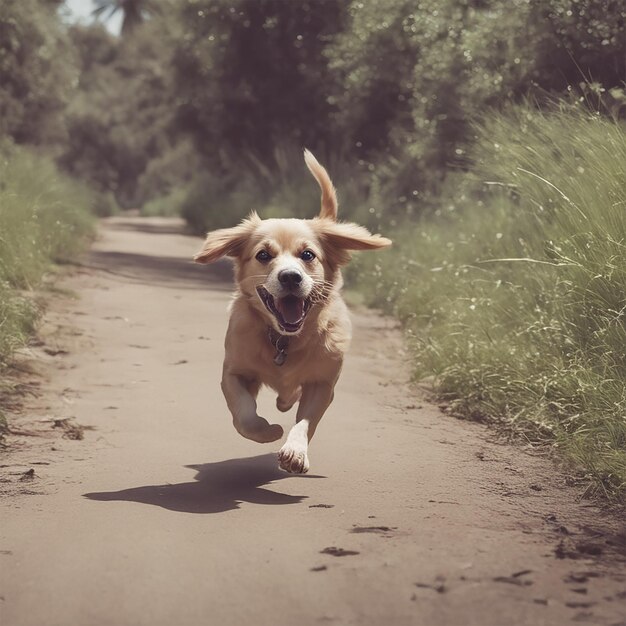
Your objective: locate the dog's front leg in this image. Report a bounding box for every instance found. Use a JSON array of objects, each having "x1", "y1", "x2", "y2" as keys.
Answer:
[
  {"x1": 278, "y1": 382, "x2": 335, "y2": 473},
  {"x1": 221, "y1": 372, "x2": 284, "y2": 443}
]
